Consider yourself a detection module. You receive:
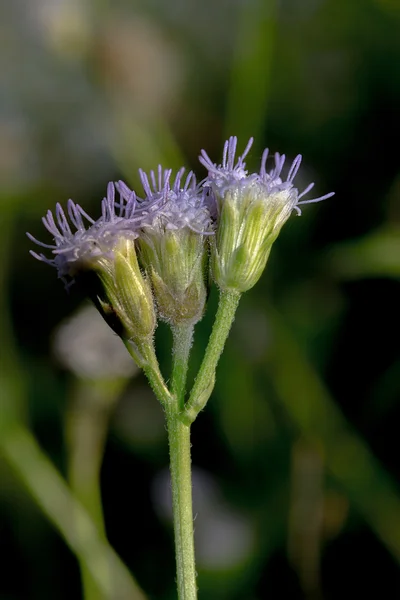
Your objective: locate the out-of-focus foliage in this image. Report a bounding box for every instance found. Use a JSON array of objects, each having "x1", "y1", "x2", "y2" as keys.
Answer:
[{"x1": 1, "y1": 0, "x2": 400, "y2": 598}]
